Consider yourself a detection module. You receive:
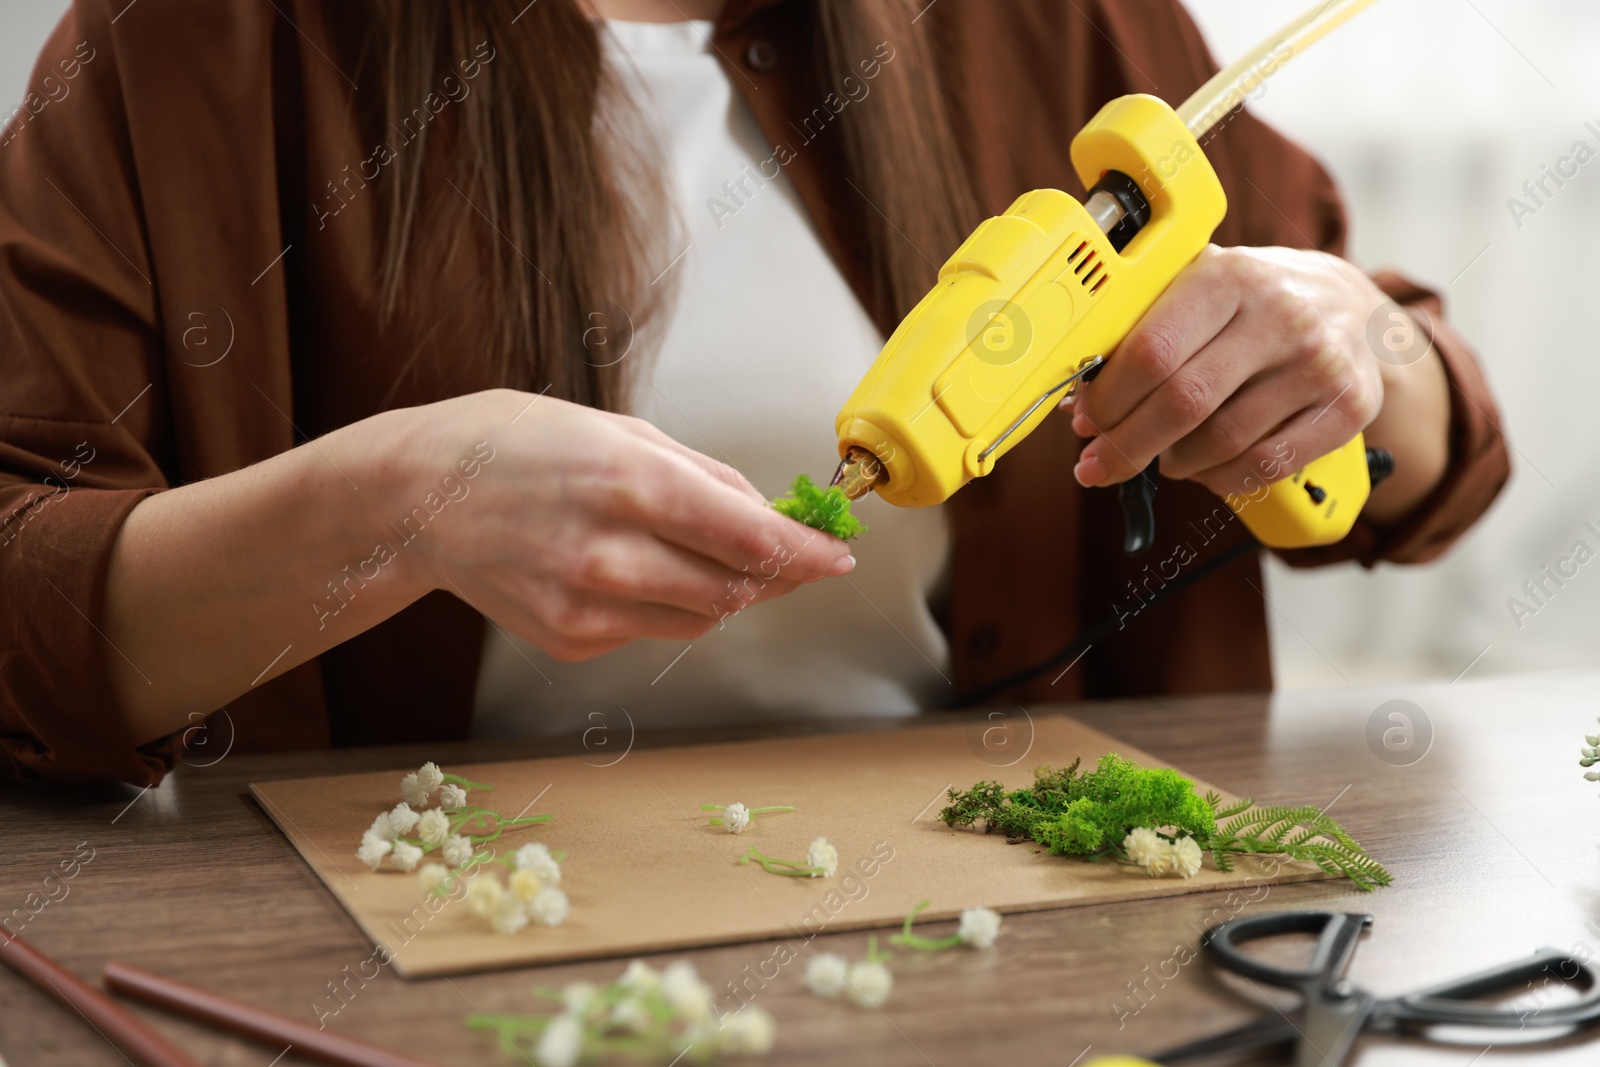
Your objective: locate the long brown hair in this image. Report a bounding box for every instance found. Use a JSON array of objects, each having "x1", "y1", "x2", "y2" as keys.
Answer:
[{"x1": 348, "y1": 0, "x2": 981, "y2": 411}]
